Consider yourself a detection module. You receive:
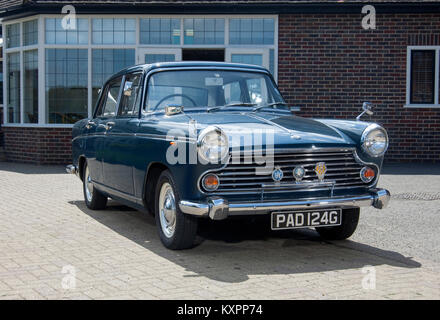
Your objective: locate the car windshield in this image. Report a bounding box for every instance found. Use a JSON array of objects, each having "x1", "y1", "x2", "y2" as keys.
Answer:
[{"x1": 145, "y1": 70, "x2": 286, "y2": 112}]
